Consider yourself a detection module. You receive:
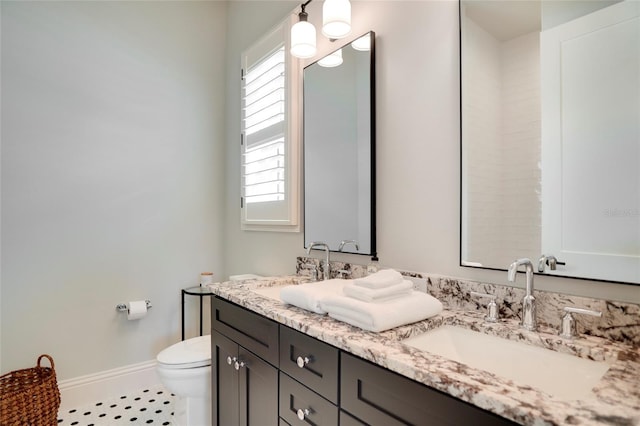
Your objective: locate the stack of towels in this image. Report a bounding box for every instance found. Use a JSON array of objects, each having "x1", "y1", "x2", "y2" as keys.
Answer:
[{"x1": 279, "y1": 269, "x2": 443, "y2": 332}]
